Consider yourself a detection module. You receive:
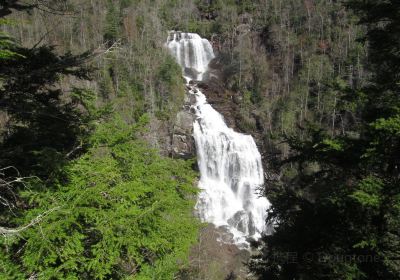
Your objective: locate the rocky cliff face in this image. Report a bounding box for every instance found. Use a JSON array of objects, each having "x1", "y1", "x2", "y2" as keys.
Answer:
[
  {"x1": 197, "y1": 77, "x2": 239, "y2": 130},
  {"x1": 169, "y1": 77, "x2": 251, "y2": 159},
  {"x1": 198, "y1": 60, "x2": 286, "y2": 180},
  {"x1": 170, "y1": 86, "x2": 197, "y2": 159},
  {"x1": 169, "y1": 58, "x2": 266, "y2": 158},
  {"x1": 171, "y1": 112, "x2": 195, "y2": 158}
]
